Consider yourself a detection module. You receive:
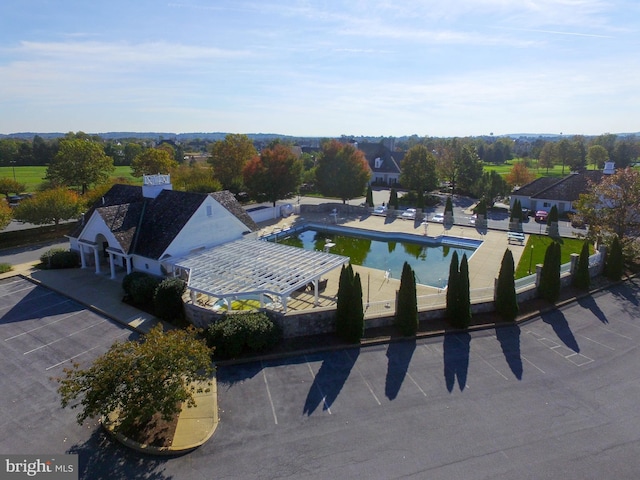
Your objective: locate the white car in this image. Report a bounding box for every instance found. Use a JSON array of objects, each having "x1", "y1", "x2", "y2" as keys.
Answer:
[
  {"x1": 431, "y1": 213, "x2": 445, "y2": 223},
  {"x1": 401, "y1": 208, "x2": 416, "y2": 220},
  {"x1": 372, "y1": 205, "x2": 388, "y2": 215}
]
